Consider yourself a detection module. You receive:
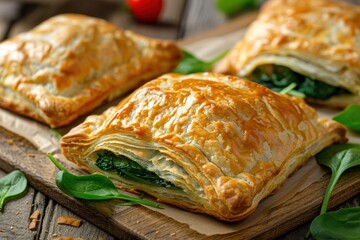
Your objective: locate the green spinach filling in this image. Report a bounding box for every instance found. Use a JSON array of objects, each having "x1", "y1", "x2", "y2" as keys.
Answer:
[
  {"x1": 95, "y1": 150, "x2": 176, "y2": 188},
  {"x1": 251, "y1": 65, "x2": 349, "y2": 100}
]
